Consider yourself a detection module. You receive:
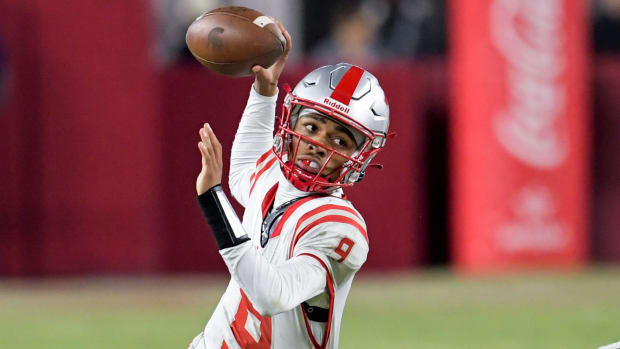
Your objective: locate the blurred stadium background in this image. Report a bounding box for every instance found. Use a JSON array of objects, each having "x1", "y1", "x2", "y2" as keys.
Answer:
[{"x1": 0, "y1": 0, "x2": 619, "y2": 348}]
